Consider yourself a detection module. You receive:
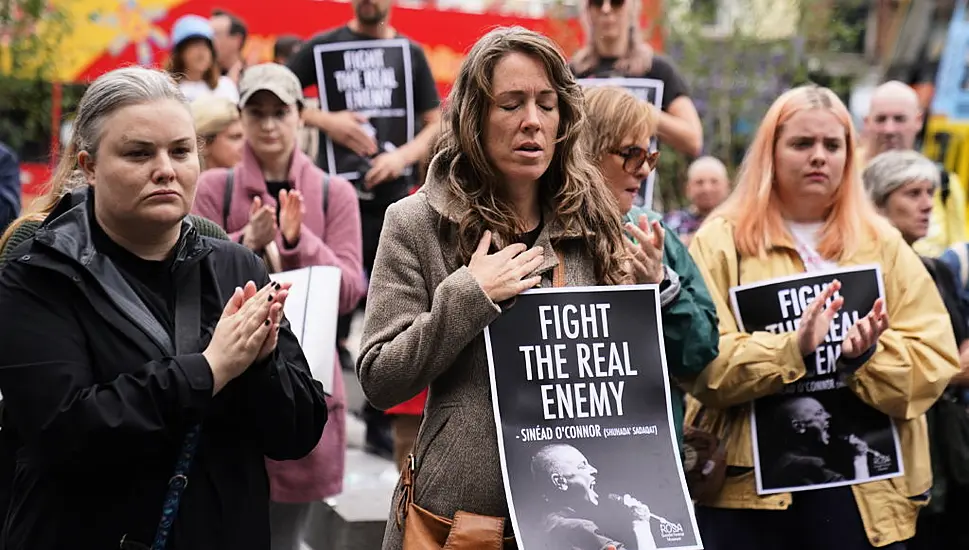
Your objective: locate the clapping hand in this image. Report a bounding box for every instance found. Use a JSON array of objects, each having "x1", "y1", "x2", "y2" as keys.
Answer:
[
  {"x1": 231, "y1": 280, "x2": 293, "y2": 362},
  {"x1": 243, "y1": 197, "x2": 277, "y2": 252},
  {"x1": 624, "y1": 215, "x2": 665, "y2": 285},
  {"x1": 204, "y1": 281, "x2": 281, "y2": 394},
  {"x1": 796, "y1": 280, "x2": 844, "y2": 356},
  {"x1": 841, "y1": 298, "x2": 888, "y2": 359},
  {"x1": 278, "y1": 189, "x2": 304, "y2": 247}
]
